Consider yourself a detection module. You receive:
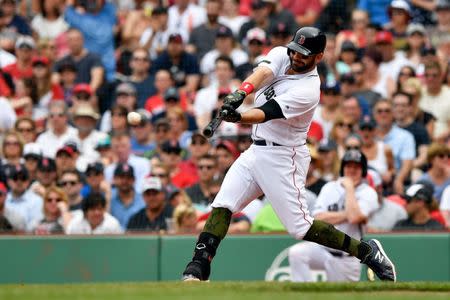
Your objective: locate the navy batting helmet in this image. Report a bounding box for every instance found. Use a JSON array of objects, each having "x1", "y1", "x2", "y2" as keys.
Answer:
[
  {"x1": 287, "y1": 27, "x2": 327, "y2": 56},
  {"x1": 339, "y1": 149, "x2": 368, "y2": 177}
]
